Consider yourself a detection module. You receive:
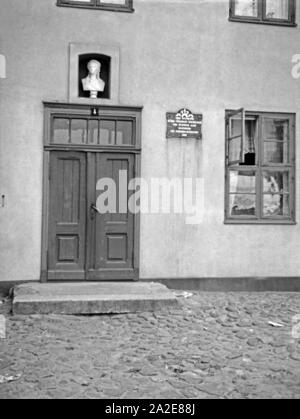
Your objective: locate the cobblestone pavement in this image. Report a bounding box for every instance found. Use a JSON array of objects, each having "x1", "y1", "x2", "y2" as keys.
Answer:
[{"x1": 0, "y1": 292, "x2": 300, "y2": 399}]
